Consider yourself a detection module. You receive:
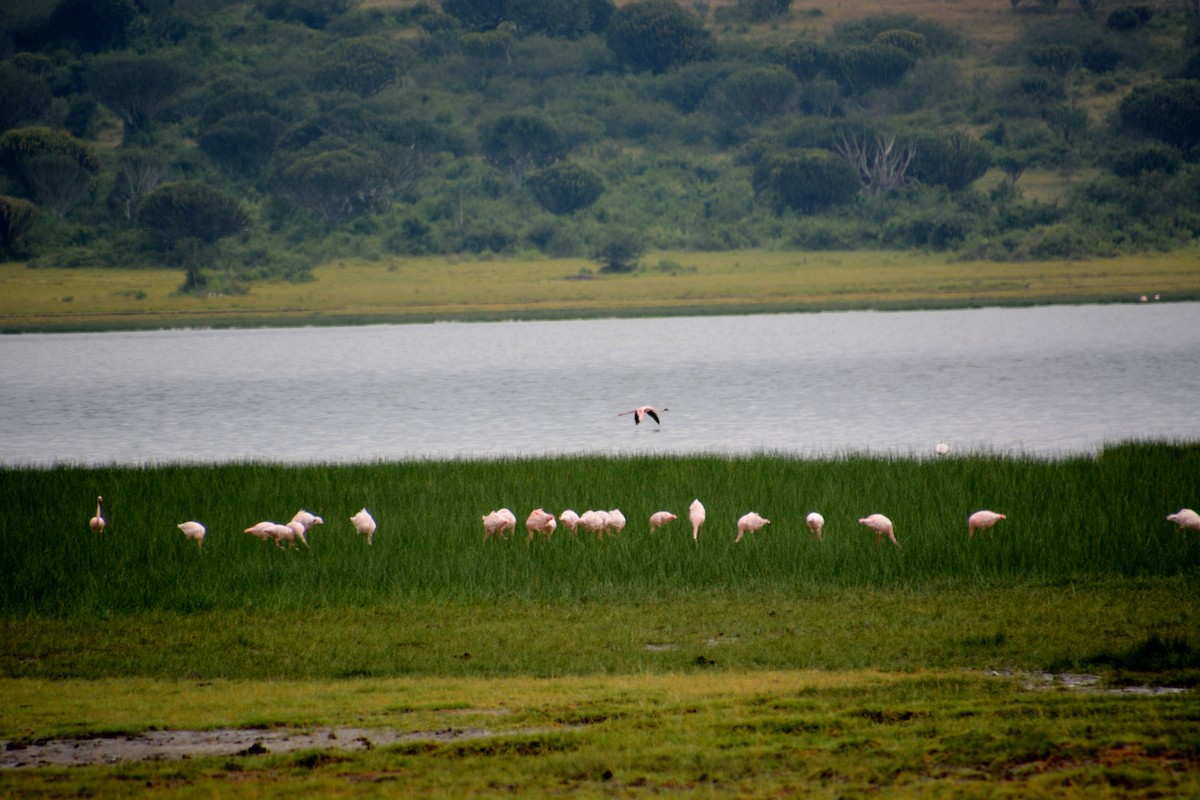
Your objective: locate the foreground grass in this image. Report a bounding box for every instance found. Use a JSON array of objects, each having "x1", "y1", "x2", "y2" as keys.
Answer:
[
  {"x1": 2, "y1": 669, "x2": 1198, "y2": 798},
  {"x1": 2, "y1": 246, "x2": 1198, "y2": 332}
]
